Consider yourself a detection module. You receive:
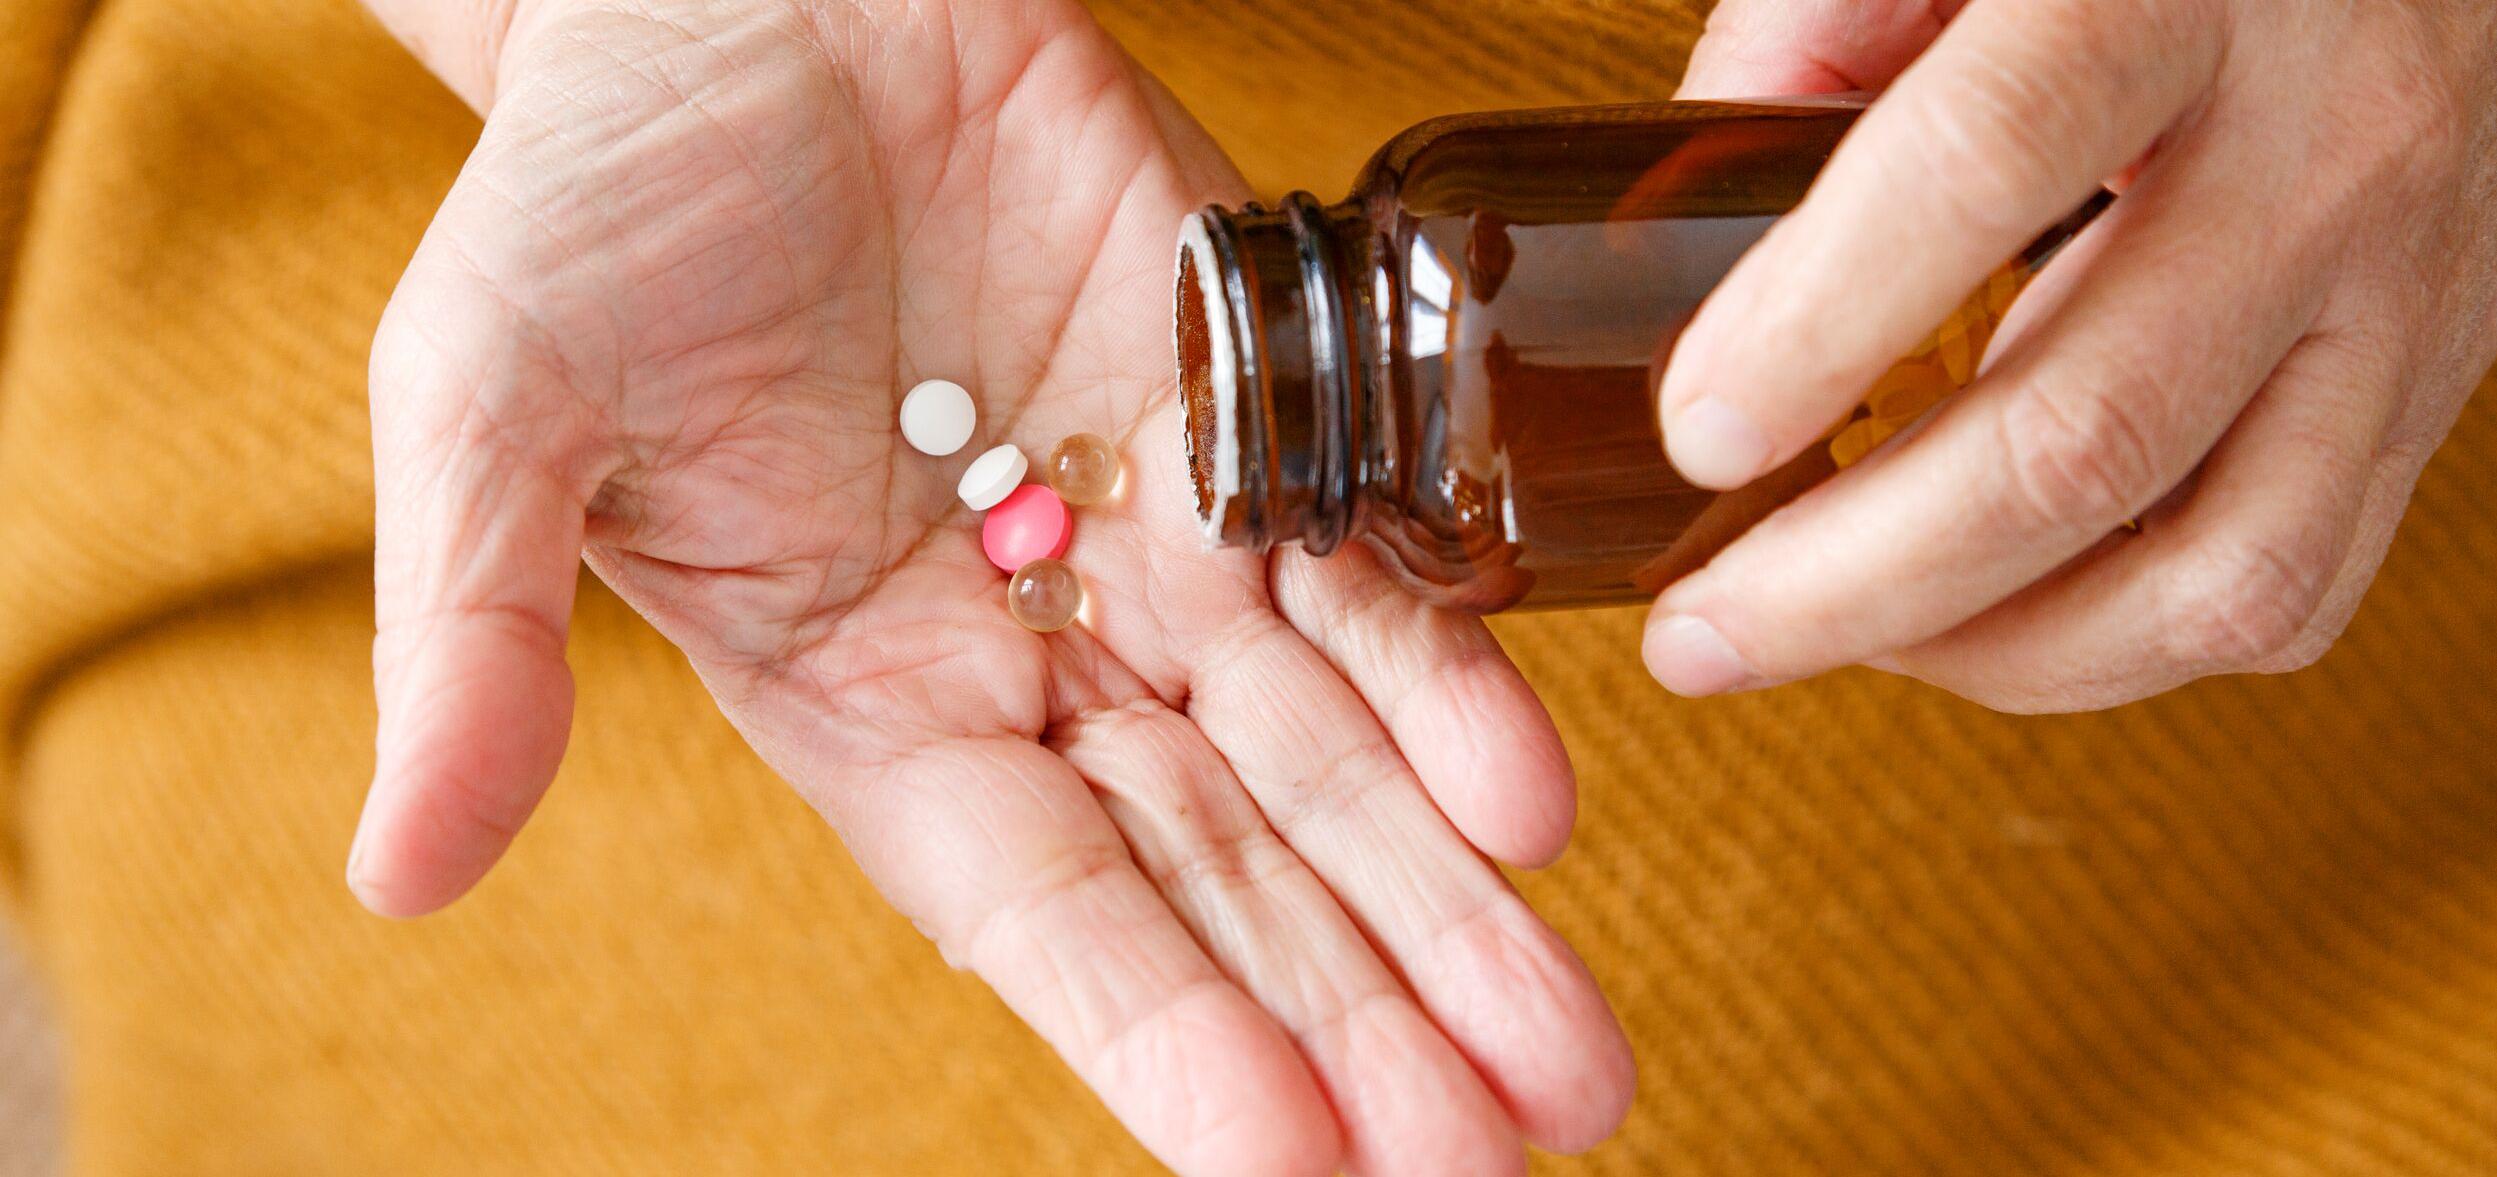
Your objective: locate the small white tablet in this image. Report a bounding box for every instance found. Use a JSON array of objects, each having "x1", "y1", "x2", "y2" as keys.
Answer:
[
  {"x1": 899, "y1": 378, "x2": 977, "y2": 457},
  {"x1": 957, "y1": 444, "x2": 1029, "y2": 512}
]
